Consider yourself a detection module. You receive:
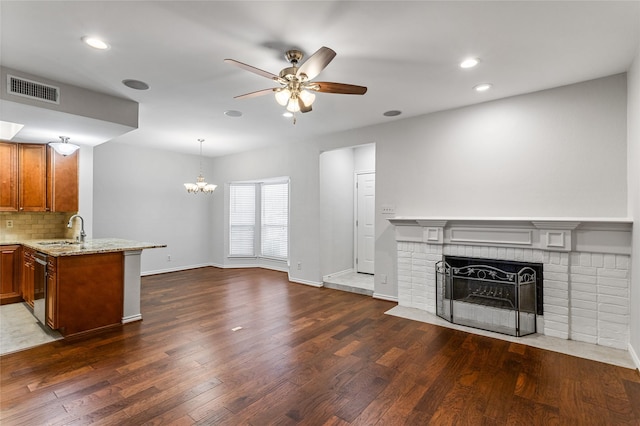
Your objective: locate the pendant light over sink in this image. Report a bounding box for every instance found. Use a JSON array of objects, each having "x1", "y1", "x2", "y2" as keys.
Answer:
[{"x1": 184, "y1": 139, "x2": 216, "y2": 194}]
